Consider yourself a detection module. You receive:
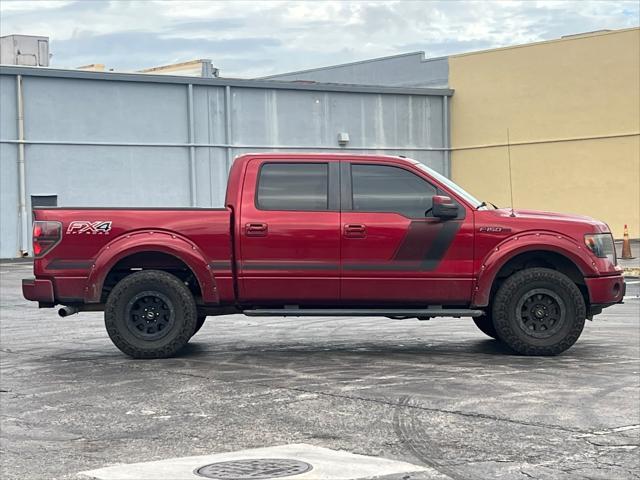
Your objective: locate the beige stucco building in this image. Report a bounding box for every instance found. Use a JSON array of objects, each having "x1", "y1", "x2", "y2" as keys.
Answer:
[
  {"x1": 268, "y1": 27, "x2": 640, "y2": 239},
  {"x1": 448, "y1": 28, "x2": 640, "y2": 239}
]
